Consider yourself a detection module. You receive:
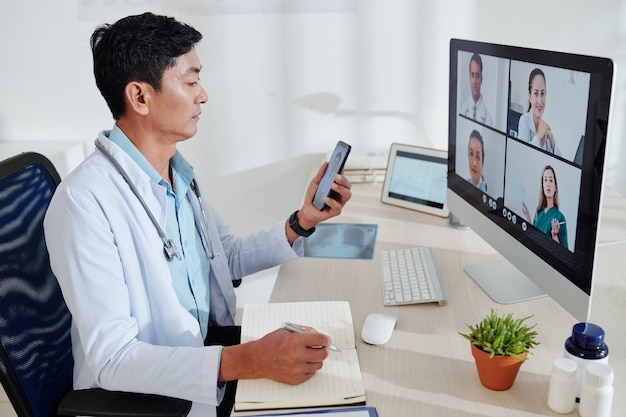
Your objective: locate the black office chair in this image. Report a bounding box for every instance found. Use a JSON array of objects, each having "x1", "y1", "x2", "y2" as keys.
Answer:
[{"x1": 0, "y1": 152, "x2": 191, "y2": 417}]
